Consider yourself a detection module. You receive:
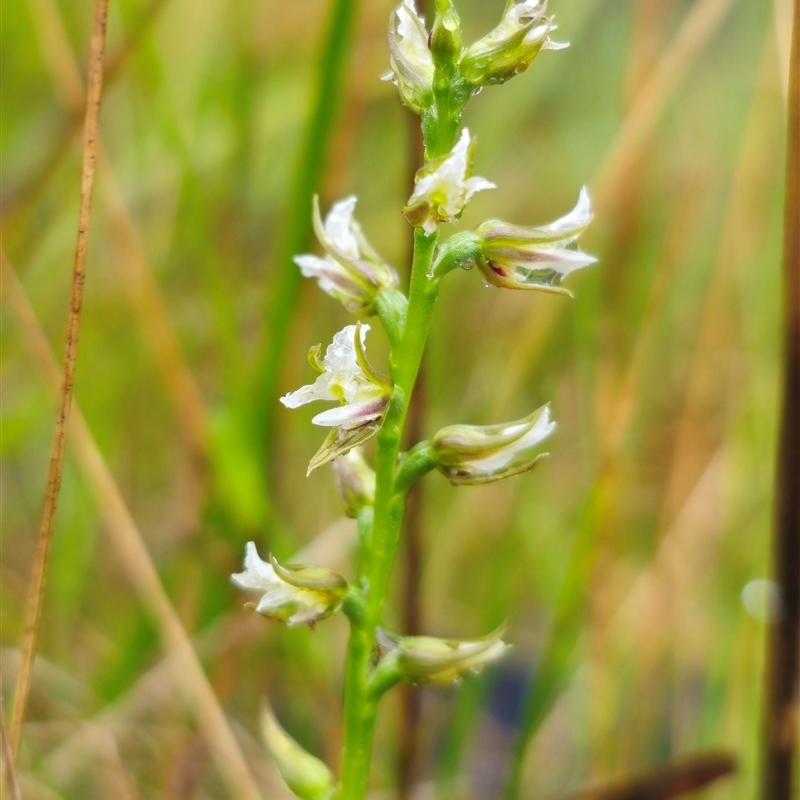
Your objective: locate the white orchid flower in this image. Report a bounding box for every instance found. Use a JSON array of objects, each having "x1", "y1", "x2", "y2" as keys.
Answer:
[
  {"x1": 232, "y1": 542, "x2": 347, "y2": 627},
  {"x1": 295, "y1": 196, "x2": 398, "y2": 315},
  {"x1": 404, "y1": 129, "x2": 495, "y2": 236},
  {"x1": 379, "y1": 626, "x2": 510, "y2": 685},
  {"x1": 431, "y1": 404, "x2": 556, "y2": 484},
  {"x1": 461, "y1": 0, "x2": 568, "y2": 87},
  {"x1": 475, "y1": 188, "x2": 596, "y2": 294},
  {"x1": 281, "y1": 324, "x2": 391, "y2": 473}
]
